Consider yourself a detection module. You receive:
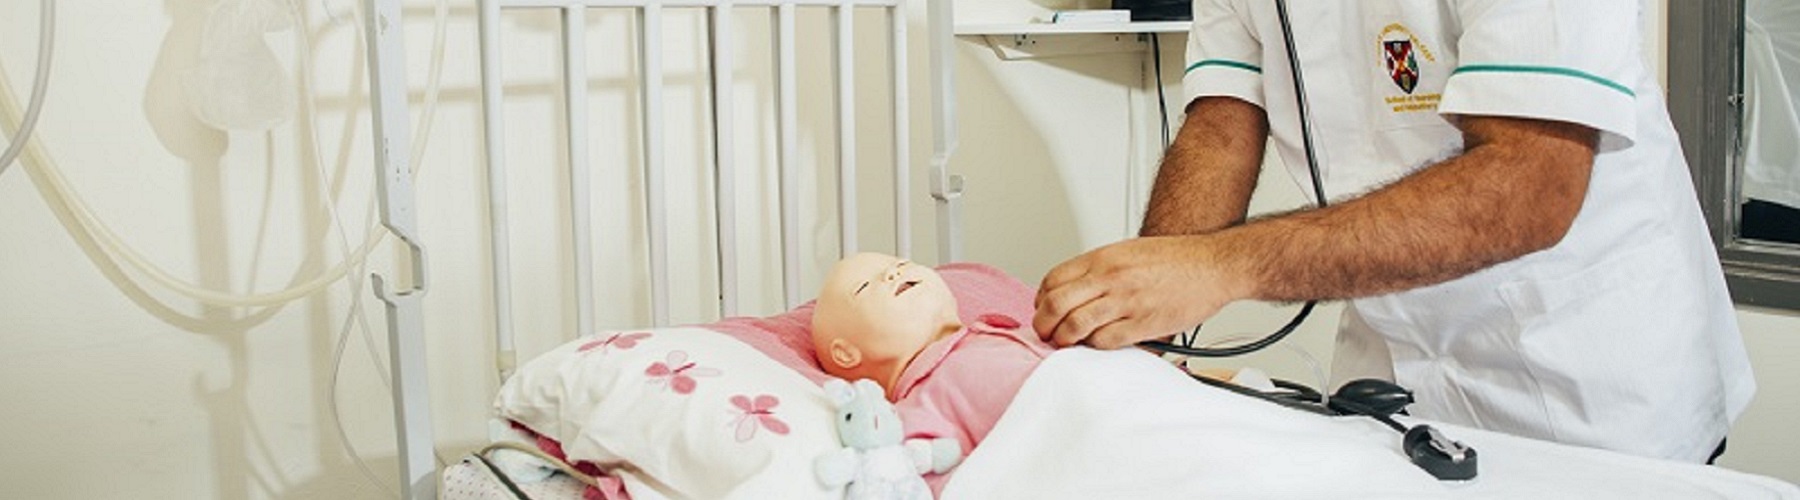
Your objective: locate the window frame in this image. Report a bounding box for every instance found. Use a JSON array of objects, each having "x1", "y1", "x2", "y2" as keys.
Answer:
[{"x1": 1669, "y1": 0, "x2": 1800, "y2": 311}]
